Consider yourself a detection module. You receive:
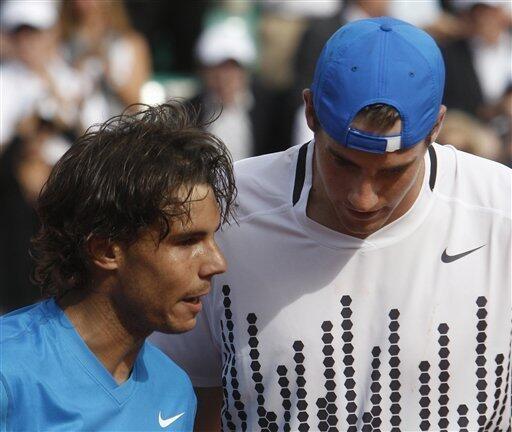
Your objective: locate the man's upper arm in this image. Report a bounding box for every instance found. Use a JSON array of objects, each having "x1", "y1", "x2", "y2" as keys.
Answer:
[
  {"x1": 194, "y1": 386, "x2": 222, "y2": 432},
  {"x1": 149, "y1": 309, "x2": 222, "y2": 387}
]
